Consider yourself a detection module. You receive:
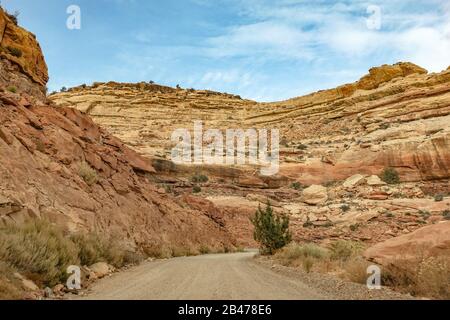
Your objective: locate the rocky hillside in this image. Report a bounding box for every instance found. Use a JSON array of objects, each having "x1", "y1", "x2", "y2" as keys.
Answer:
[
  {"x1": 0, "y1": 7, "x2": 235, "y2": 254},
  {"x1": 51, "y1": 62, "x2": 450, "y2": 248},
  {"x1": 52, "y1": 62, "x2": 450, "y2": 184}
]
